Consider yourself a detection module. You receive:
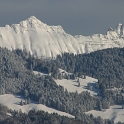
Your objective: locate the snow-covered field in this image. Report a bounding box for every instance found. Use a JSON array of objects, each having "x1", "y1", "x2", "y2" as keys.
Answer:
[
  {"x1": 33, "y1": 69, "x2": 99, "y2": 95},
  {"x1": 0, "y1": 94, "x2": 74, "y2": 118},
  {"x1": 86, "y1": 105, "x2": 124, "y2": 123},
  {"x1": 55, "y1": 76, "x2": 98, "y2": 95},
  {"x1": 33, "y1": 71, "x2": 48, "y2": 76}
]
